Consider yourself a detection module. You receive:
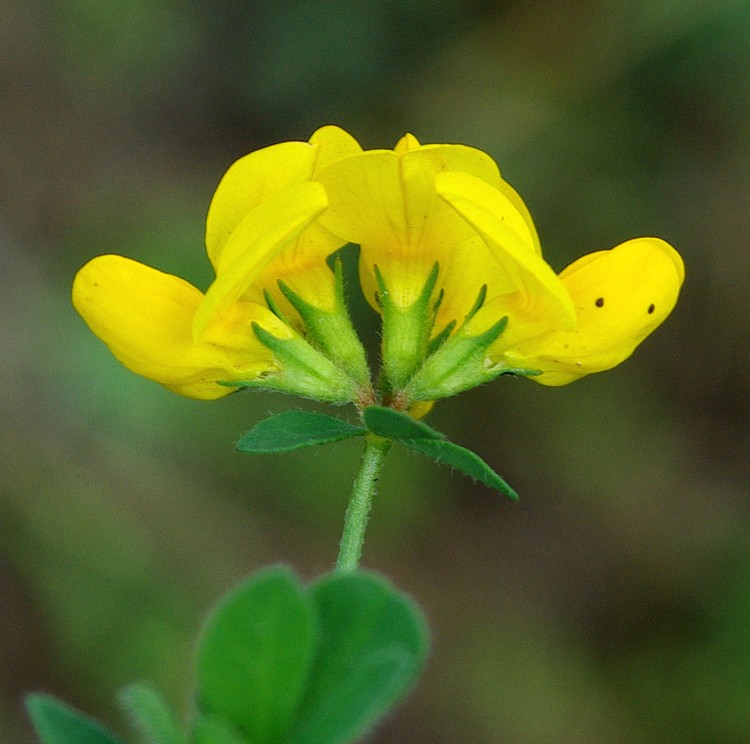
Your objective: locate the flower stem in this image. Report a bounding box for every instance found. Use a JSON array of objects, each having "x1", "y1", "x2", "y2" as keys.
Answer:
[{"x1": 336, "y1": 433, "x2": 392, "y2": 572}]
